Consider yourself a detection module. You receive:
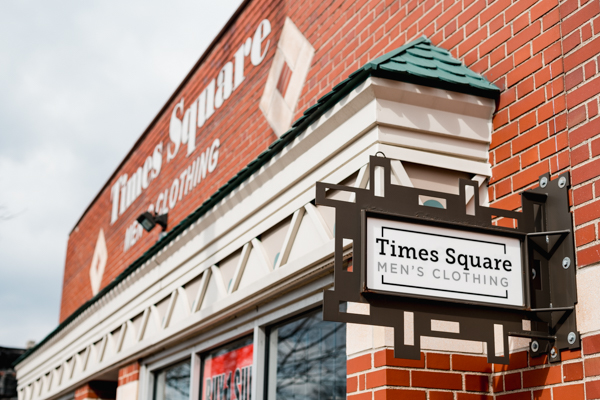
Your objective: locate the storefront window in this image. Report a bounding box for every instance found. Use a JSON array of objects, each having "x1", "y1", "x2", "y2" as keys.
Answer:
[
  {"x1": 267, "y1": 309, "x2": 346, "y2": 400},
  {"x1": 154, "y1": 360, "x2": 191, "y2": 400},
  {"x1": 201, "y1": 336, "x2": 254, "y2": 400}
]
